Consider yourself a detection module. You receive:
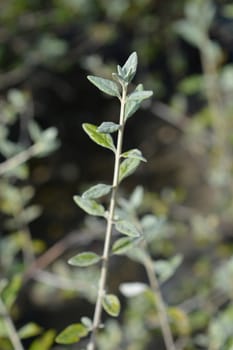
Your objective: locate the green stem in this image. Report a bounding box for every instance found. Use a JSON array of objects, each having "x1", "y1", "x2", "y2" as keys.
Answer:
[
  {"x1": 87, "y1": 85, "x2": 127, "y2": 350},
  {"x1": 0, "y1": 297, "x2": 24, "y2": 350}
]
